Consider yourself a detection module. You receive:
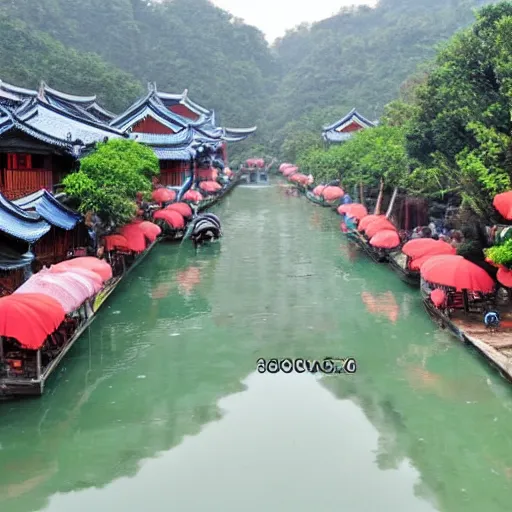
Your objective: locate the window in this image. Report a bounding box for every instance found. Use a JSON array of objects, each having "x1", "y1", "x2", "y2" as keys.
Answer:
[{"x1": 32, "y1": 154, "x2": 45, "y2": 168}]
